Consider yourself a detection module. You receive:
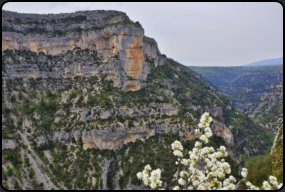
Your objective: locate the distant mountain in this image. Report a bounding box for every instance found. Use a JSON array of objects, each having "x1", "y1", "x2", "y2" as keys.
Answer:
[
  {"x1": 243, "y1": 57, "x2": 283, "y2": 67},
  {"x1": 188, "y1": 65, "x2": 283, "y2": 107},
  {"x1": 224, "y1": 65, "x2": 283, "y2": 103},
  {"x1": 187, "y1": 66, "x2": 256, "y2": 89}
]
